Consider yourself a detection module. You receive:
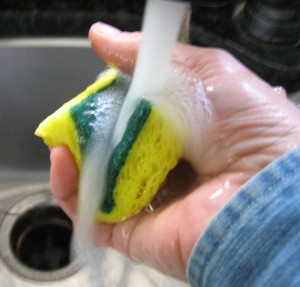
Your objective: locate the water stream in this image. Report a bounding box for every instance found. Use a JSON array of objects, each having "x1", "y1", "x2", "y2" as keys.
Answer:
[{"x1": 75, "y1": 0, "x2": 189, "y2": 269}]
